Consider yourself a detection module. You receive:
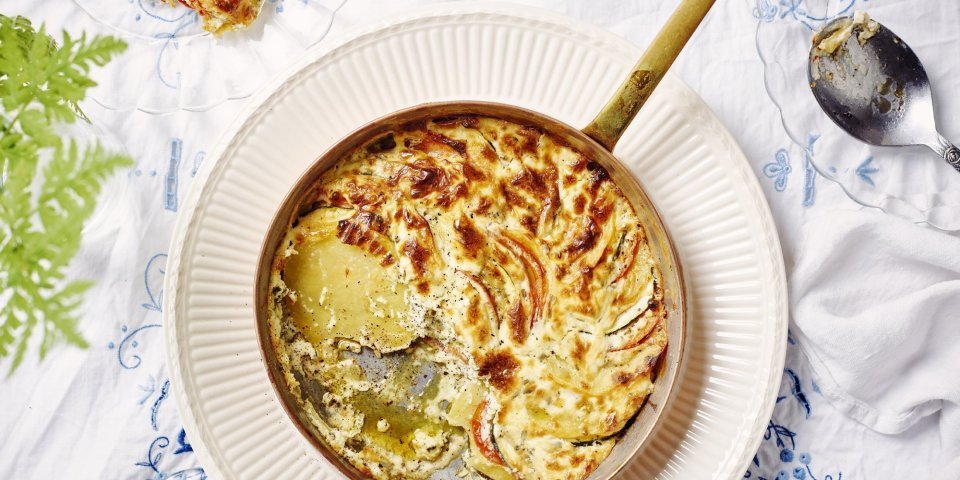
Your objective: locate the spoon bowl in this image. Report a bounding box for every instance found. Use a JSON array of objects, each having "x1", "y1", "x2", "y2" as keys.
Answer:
[{"x1": 808, "y1": 14, "x2": 960, "y2": 171}]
